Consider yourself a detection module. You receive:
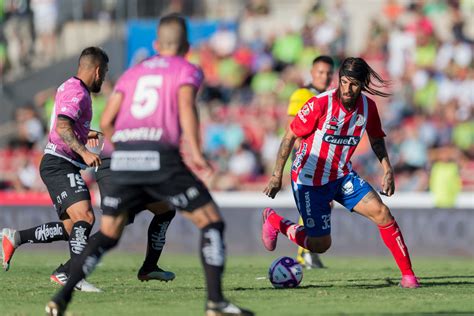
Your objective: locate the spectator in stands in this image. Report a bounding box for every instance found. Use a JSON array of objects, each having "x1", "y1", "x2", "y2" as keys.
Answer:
[
  {"x1": 3, "y1": 0, "x2": 33, "y2": 77},
  {"x1": 9, "y1": 105, "x2": 44, "y2": 150},
  {"x1": 31, "y1": 0, "x2": 58, "y2": 63}
]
